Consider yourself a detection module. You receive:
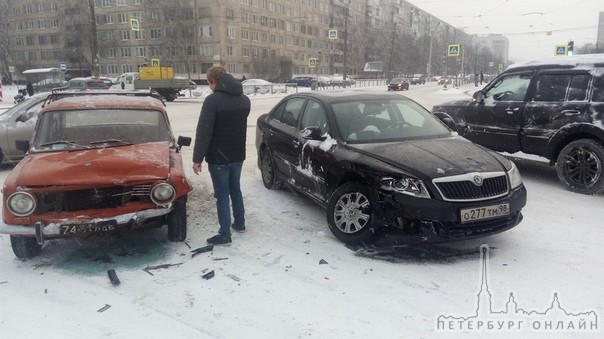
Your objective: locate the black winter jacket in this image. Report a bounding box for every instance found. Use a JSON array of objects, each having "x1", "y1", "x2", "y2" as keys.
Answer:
[{"x1": 193, "y1": 74, "x2": 251, "y2": 164}]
